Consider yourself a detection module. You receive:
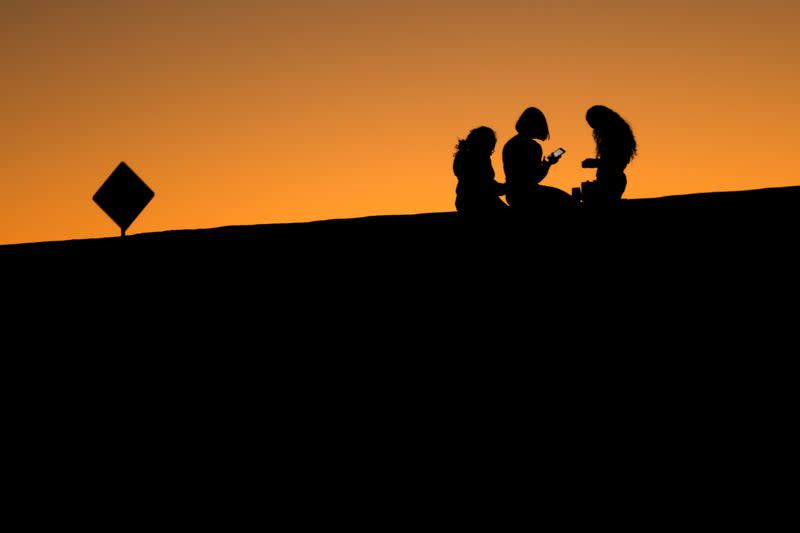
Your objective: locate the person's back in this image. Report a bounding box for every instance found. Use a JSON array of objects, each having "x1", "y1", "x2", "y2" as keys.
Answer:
[
  {"x1": 502, "y1": 134, "x2": 546, "y2": 209},
  {"x1": 596, "y1": 141, "x2": 629, "y2": 197}
]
